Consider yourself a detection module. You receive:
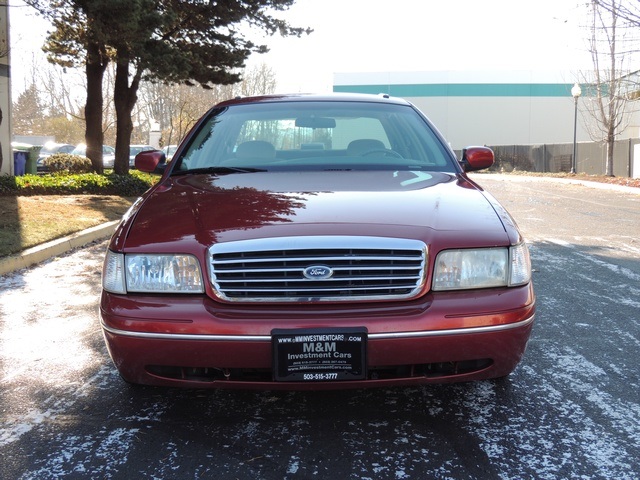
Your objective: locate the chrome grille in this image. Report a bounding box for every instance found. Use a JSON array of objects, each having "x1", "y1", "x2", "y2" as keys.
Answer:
[{"x1": 208, "y1": 236, "x2": 427, "y2": 302}]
